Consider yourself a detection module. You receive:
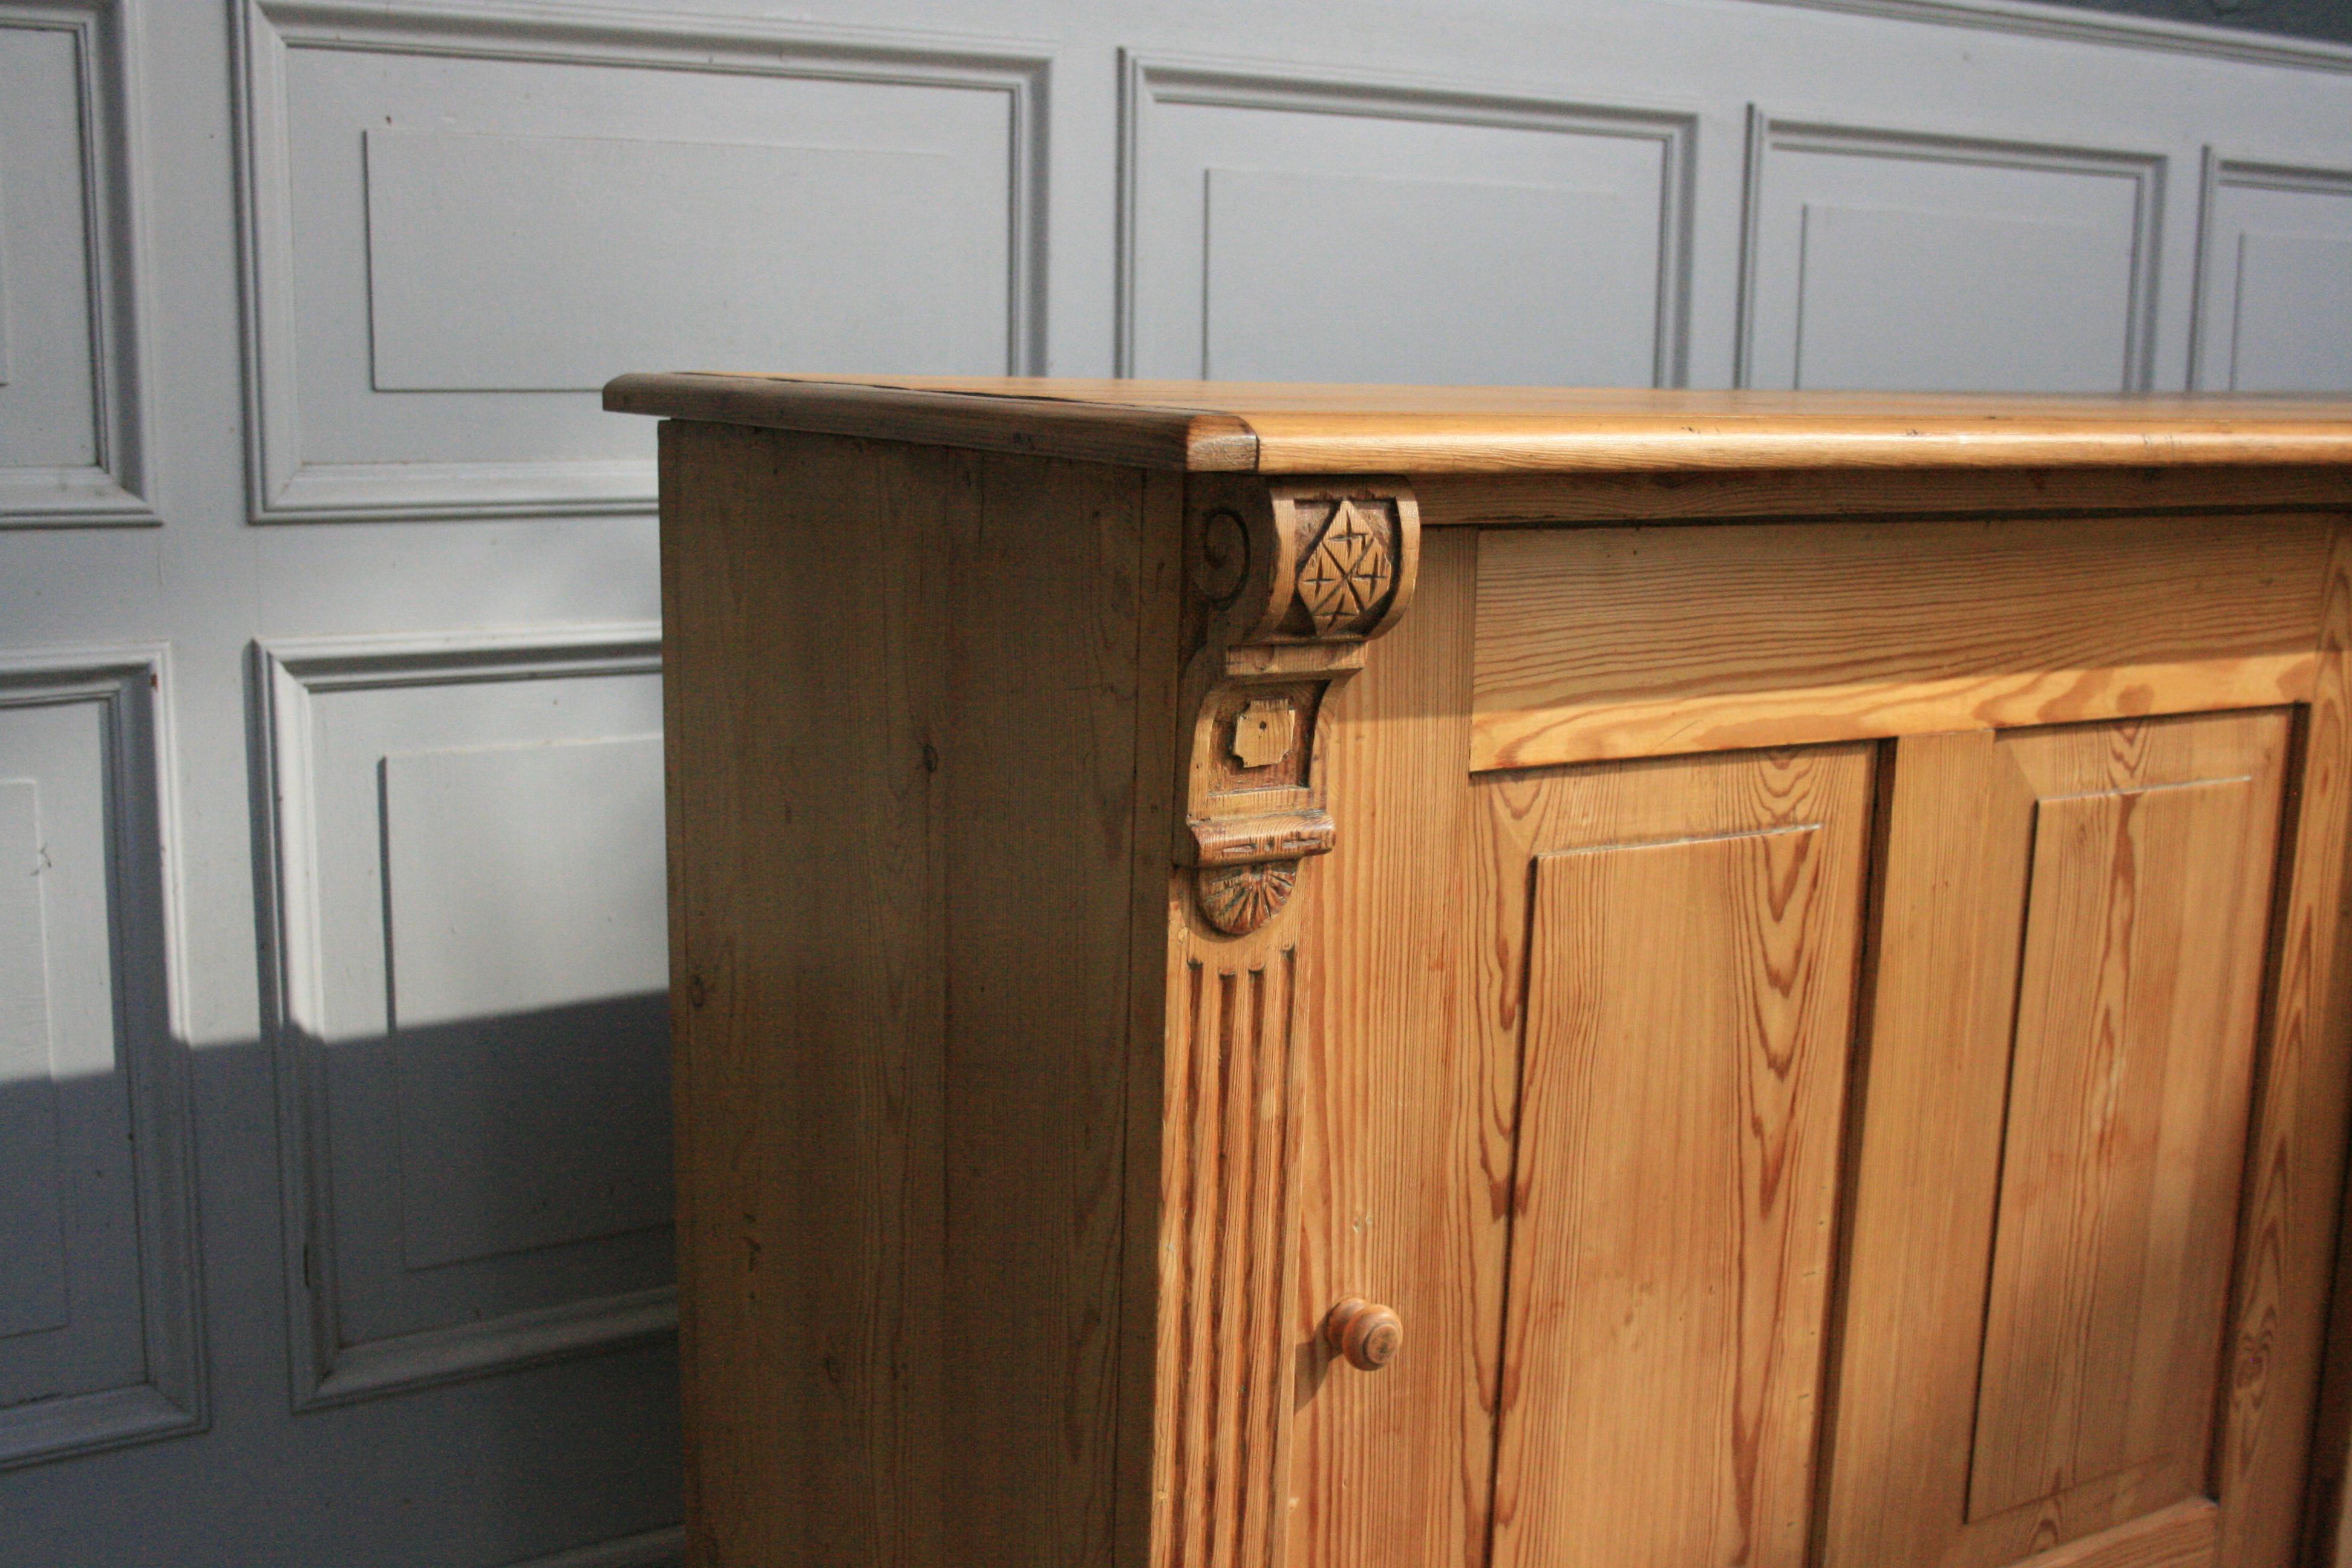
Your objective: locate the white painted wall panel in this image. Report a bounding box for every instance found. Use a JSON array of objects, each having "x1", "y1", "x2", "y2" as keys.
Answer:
[
  {"x1": 1201, "y1": 168, "x2": 1661, "y2": 383},
  {"x1": 259, "y1": 632, "x2": 671, "y2": 1402},
  {"x1": 1742, "y1": 116, "x2": 2163, "y2": 389},
  {"x1": 364, "y1": 132, "x2": 987, "y2": 394},
  {"x1": 0, "y1": 651, "x2": 196, "y2": 1474},
  {"x1": 0, "y1": 5, "x2": 151, "y2": 524},
  {"x1": 1123, "y1": 57, "x2": 1693, "y2": 383},
  {"x1": 2195, "y1": 159, "x2": 2352, "y2": 390}
]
